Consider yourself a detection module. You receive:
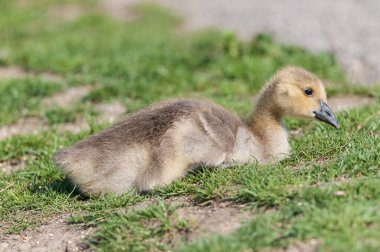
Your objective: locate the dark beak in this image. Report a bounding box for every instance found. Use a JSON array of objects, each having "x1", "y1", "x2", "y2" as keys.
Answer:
[{"x1": 313, "y1": 101, "x2": 340, "y2": 129}]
